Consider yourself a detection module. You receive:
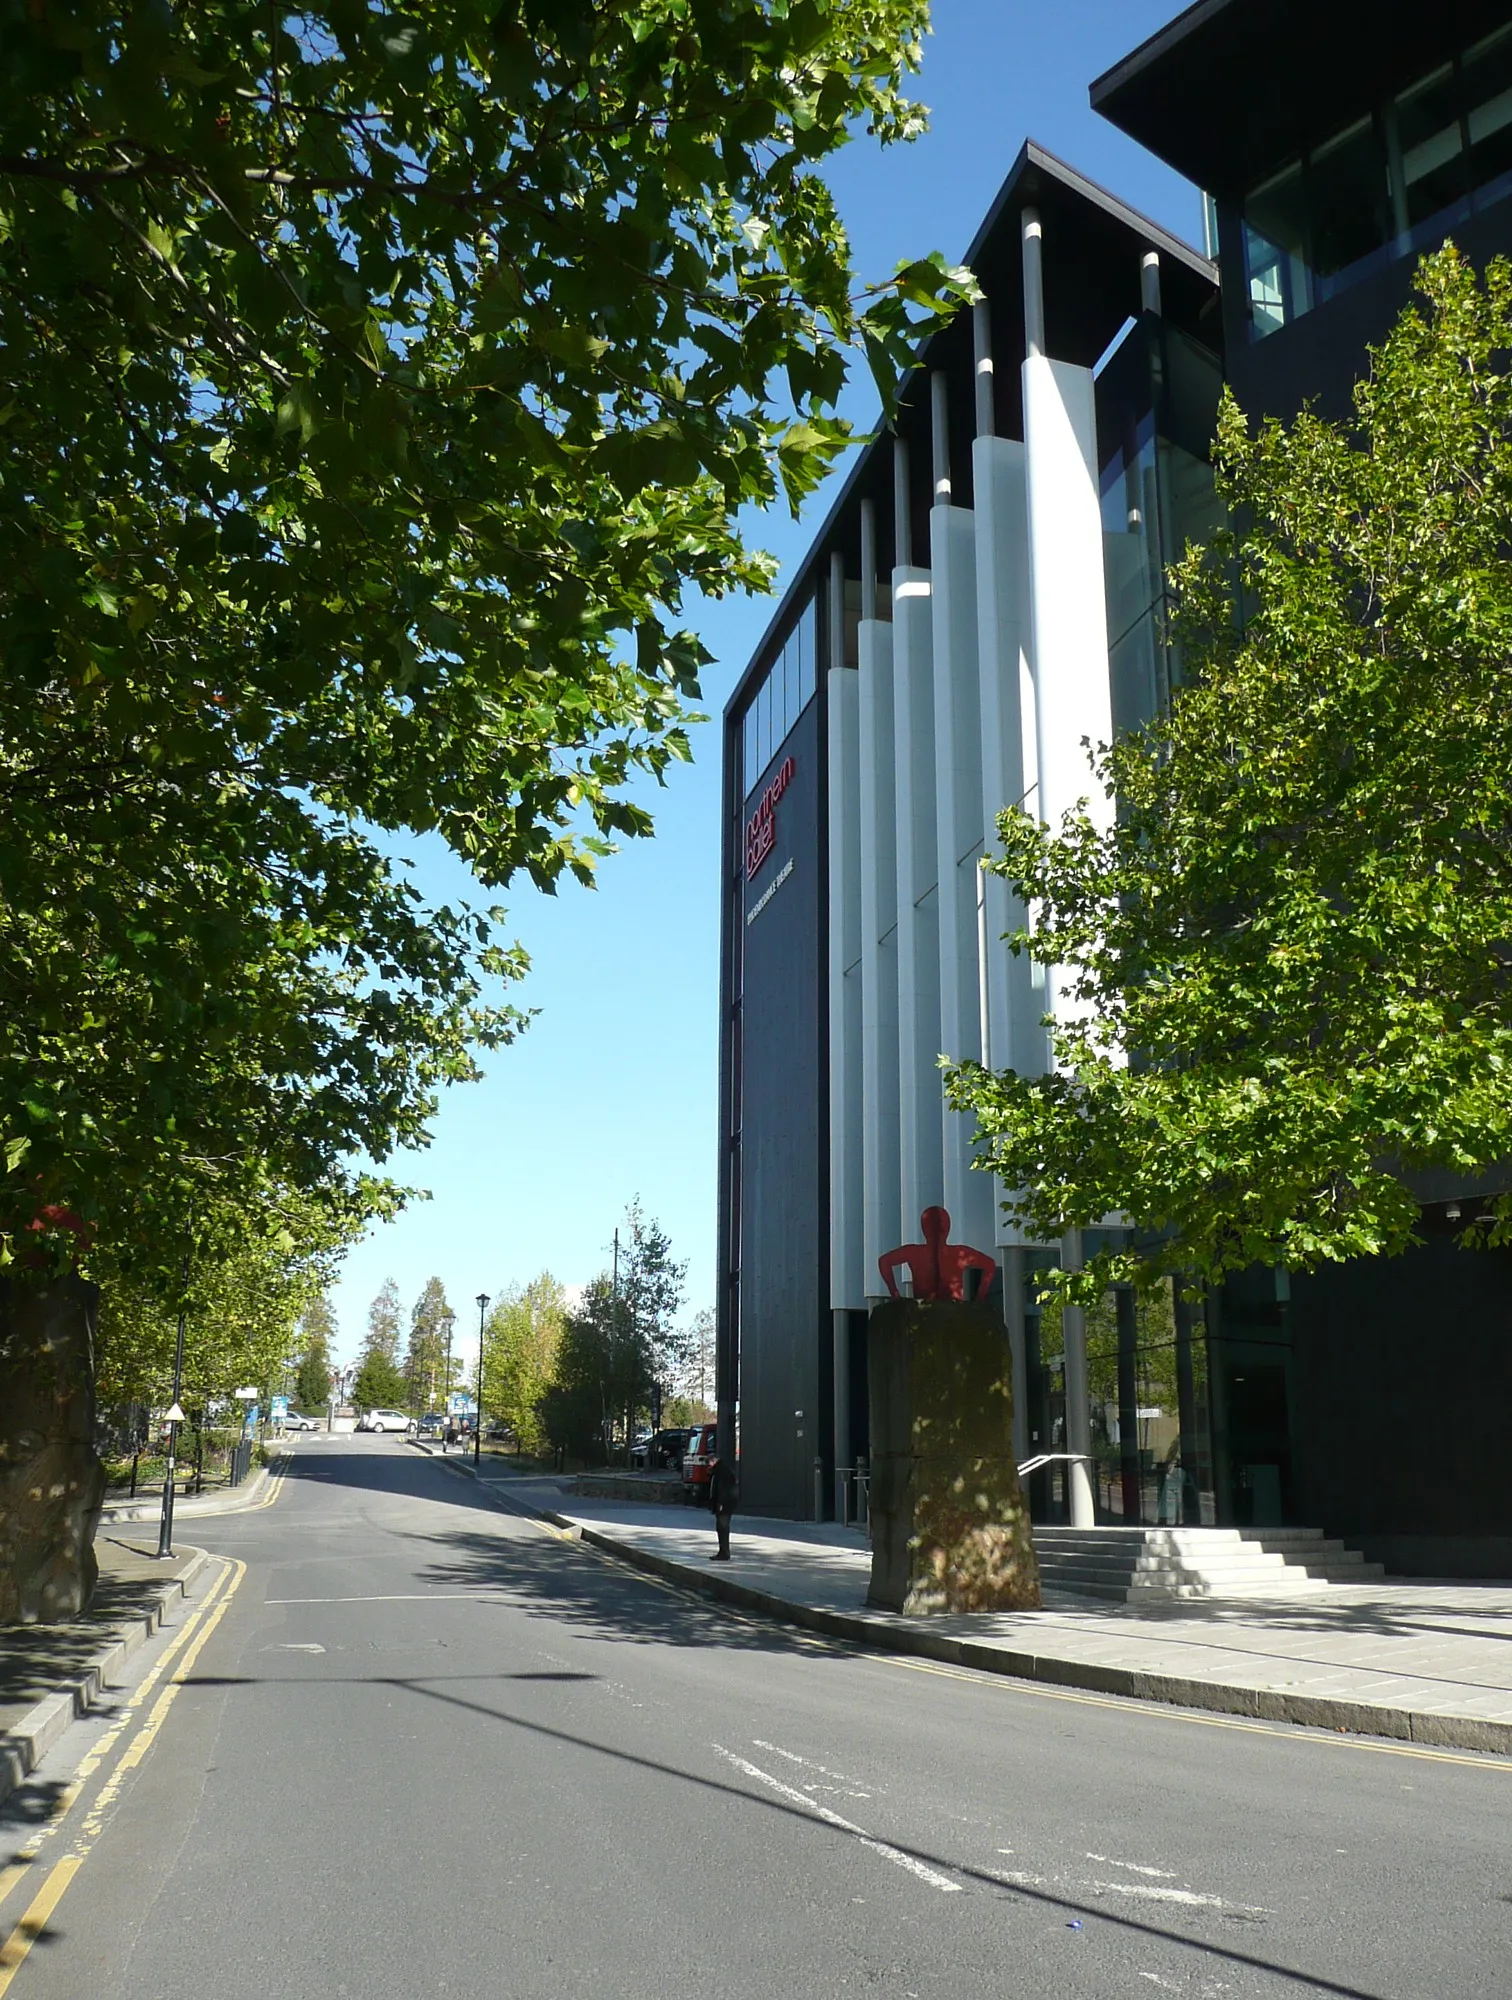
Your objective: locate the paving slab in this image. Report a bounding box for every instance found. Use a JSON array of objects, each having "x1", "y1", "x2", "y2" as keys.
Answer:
[{"x1": 443, "y1": 1462, "x2": 1512, "y2": 1755}]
